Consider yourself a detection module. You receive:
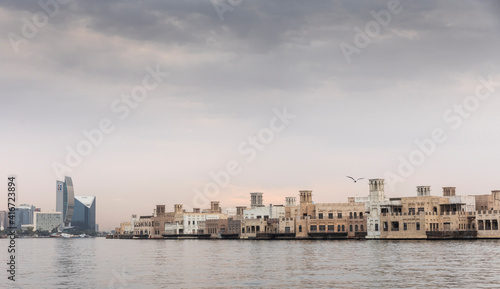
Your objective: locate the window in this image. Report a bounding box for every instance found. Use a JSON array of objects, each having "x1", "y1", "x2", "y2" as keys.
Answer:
[
  {"x1": 359, "y1": 212, "x2": 363, "y2": 218},
  {"x1": 375, "y1": 224, "x2": 379, "y2": 231},
  {"x1": 338, "y1": 213, "x2": 342, "y2": 218},
  {"x1": 403, "y1": 223, "x2": 407, "y2": 231},
  {"x1": 337, "y1": 225, "x2": 341, "y2": 232},
  {"x1": 328, "y1": 225, "x2": 335, "y2": 231},
  {"x1": 391, "y1": 222, "x2": 399, "y2": 231},
  {"x1": 418, "y1": 208, "x2": 425, "y2": 213},
  {"x1": 319, "y1": 225, "x2": 326, "y2": 231},
  {"x1": 383, "y1": 222, "x2": 388, "y2": 231},
  {"x1": 349, "y1": 225, "x2": 353, "y2": 232},
  {"x1": 342, "y1": 225, "x2": 345, "y2": 232},
  {"x1": 416, "y1": 222, "x2": 420, "y2": 231},
  {"x1": 299, "y1": 225, "x2": 302, "y2": 233},
  {"x1": 355, "y1": 225, "x2": 358, "y2": 232},
  {"x1": 242, "y1": 228, "x2": 245, "y2": 233},
  {"x1": 310, "y1": 225, "x2": 317, "y2": 232},
  {"x1": 349, "y1": 212, "x2": 353, "y2": 219},
  {"x1": 360, "y1": 225, "x2": 364, "y2": 231},
  {"x1": 486, "y1": 220, "x2": 492, "y2": 230},
  {"x1": 188, "y1": 221, "x2": 190, "y2": 225},
  {"x1": 493, "y1": 220, "x2": 499, "y2": 230},
  {"x1": 354, "y1": 212, "x2": 357, "y2": 219},
  {"x1": 328, "y1": 213, "x2": 334, "y2": 219},
  {"x1": 478, "y1": 220, "x2": 484, "y2": 230},
  {"x1": 409, "y1": 208, "x2": 415, "y2": 214},
  {"x1": 318, "y1": 213, "x2": 323, "y2": 219}
]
